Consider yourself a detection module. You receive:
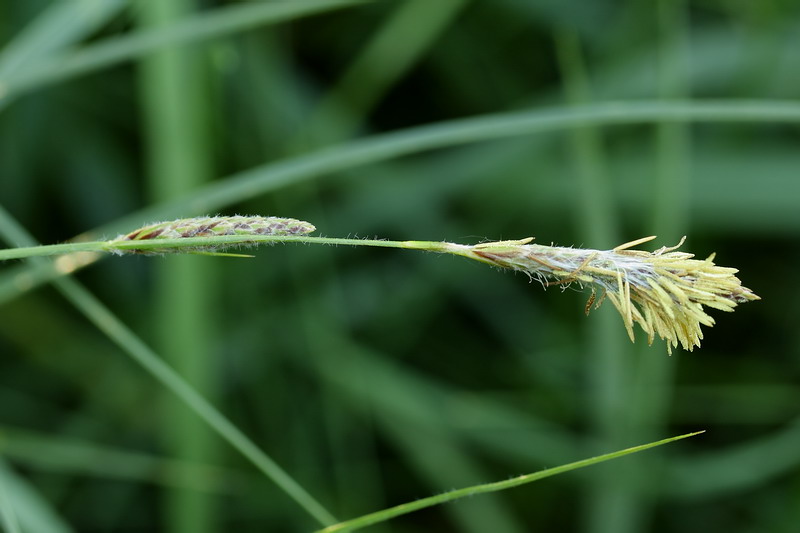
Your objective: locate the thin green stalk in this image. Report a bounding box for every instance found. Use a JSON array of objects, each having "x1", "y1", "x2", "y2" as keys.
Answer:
[
  {"x1": 377, "y1": 412, "x2": 523, "y2": 533},
  {"x1": 0, "y1": 242, "x2": 101, "y2": 259},
  {"x1": 0, "y1": 235, "x2": 453, "y2": 261},
  {"x1": 315, "y1": 432, "x2": 704, "y2": 533}
]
